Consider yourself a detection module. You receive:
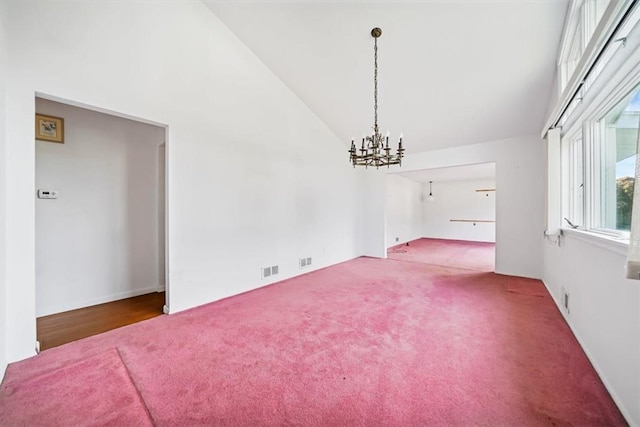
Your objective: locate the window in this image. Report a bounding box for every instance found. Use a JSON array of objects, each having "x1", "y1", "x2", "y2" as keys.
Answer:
[
  {"x1": 587, "y1": 0, "x2": 610, "y2": 40},
  {"x1": 593, "y1": 87, "x2": 640, "y2": 233},
  {"x1": 558, "y1": 0, "x2": 611, "y2": 93},
  {"x1": 556, "y1": 1, "x2": 640, "y2": 242},
  {"x1": 564, "y1": 85, "x2": 640, "y2": 239},
  {"x1": 559, "y1": 2, "x2": 585, "y2": 91}
]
